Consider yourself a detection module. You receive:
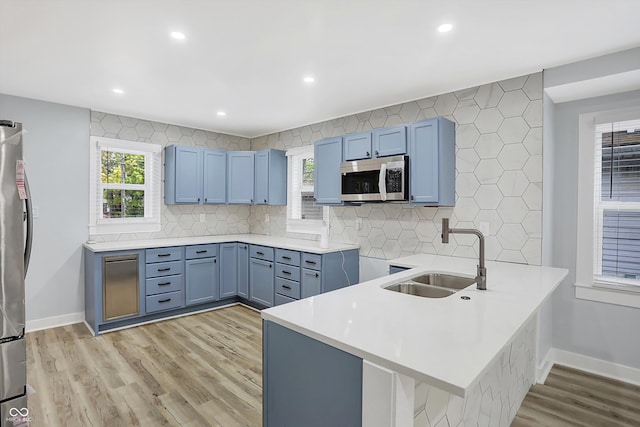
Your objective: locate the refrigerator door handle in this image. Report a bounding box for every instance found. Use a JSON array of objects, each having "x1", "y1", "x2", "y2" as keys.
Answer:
[{"x1": 24, "y1": 172, "x2": 33, "y2": 276}]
